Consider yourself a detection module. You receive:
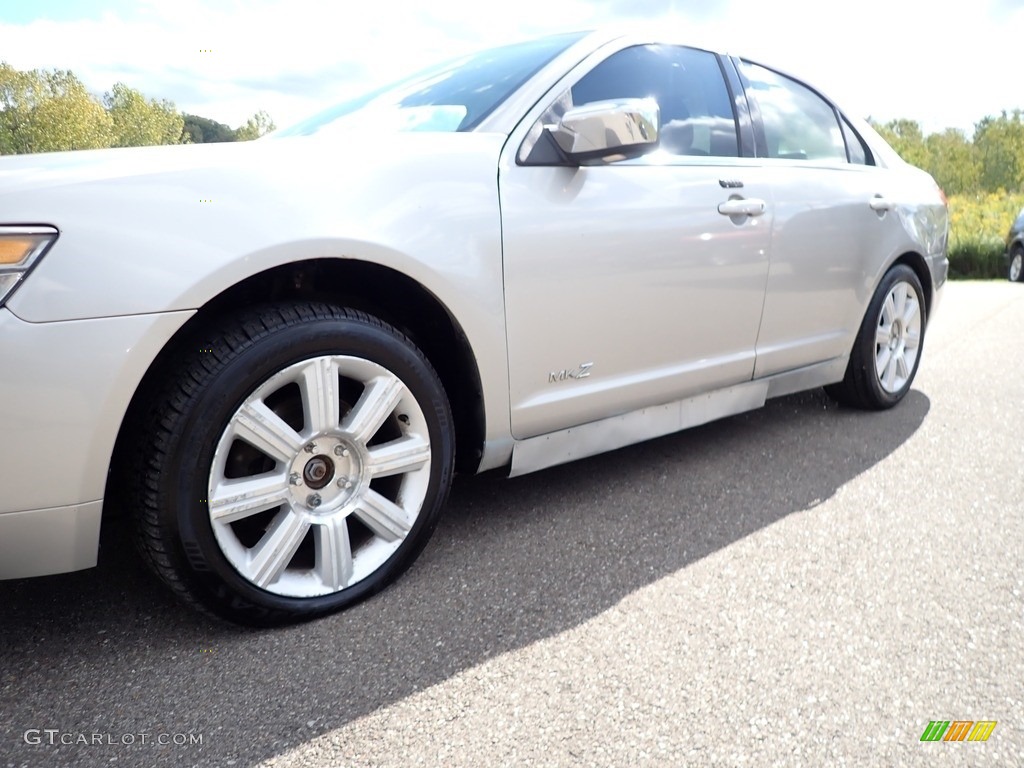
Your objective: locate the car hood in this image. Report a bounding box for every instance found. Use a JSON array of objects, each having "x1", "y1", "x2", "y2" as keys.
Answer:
[
  {"x1": 1, "y1": 130, "x2": 509, "y2": 323},
  {"x1": 0, "y1": 131, "x2": 505, "y2": 198},
  {"x1": 0, "y1": 140, "x2": 257, "y2": 190}
]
